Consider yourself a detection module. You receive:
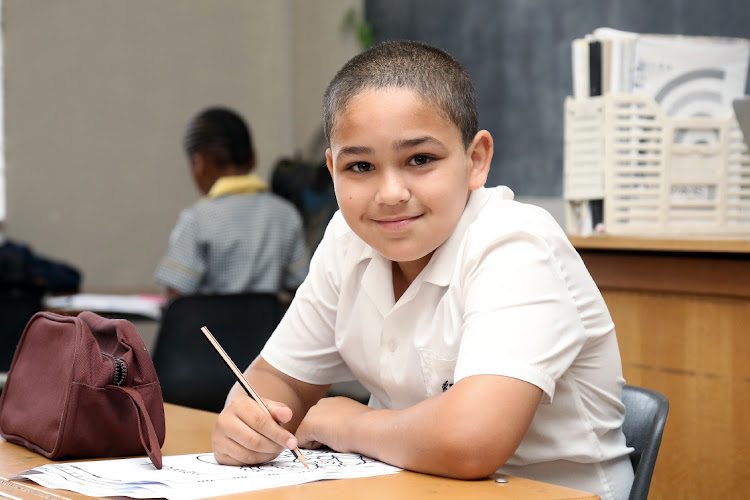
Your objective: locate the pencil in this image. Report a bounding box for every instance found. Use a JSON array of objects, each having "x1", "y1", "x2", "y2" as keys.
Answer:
[{"x1": 200, "y1": 326, "x2": 310, "y2": 470}]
